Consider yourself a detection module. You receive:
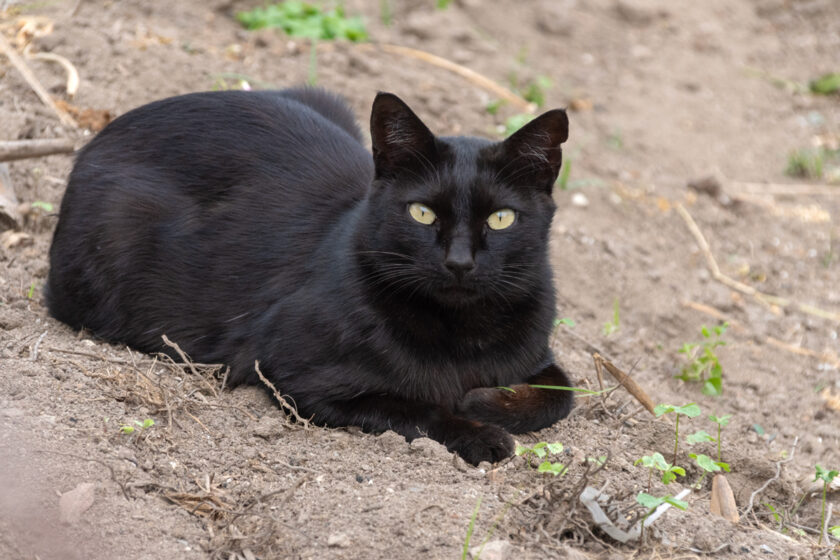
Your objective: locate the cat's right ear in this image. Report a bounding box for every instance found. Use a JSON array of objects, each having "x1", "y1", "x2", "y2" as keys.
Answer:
[{"x1": 370, "y1": 93, "x2": 437, "y2": 180}]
